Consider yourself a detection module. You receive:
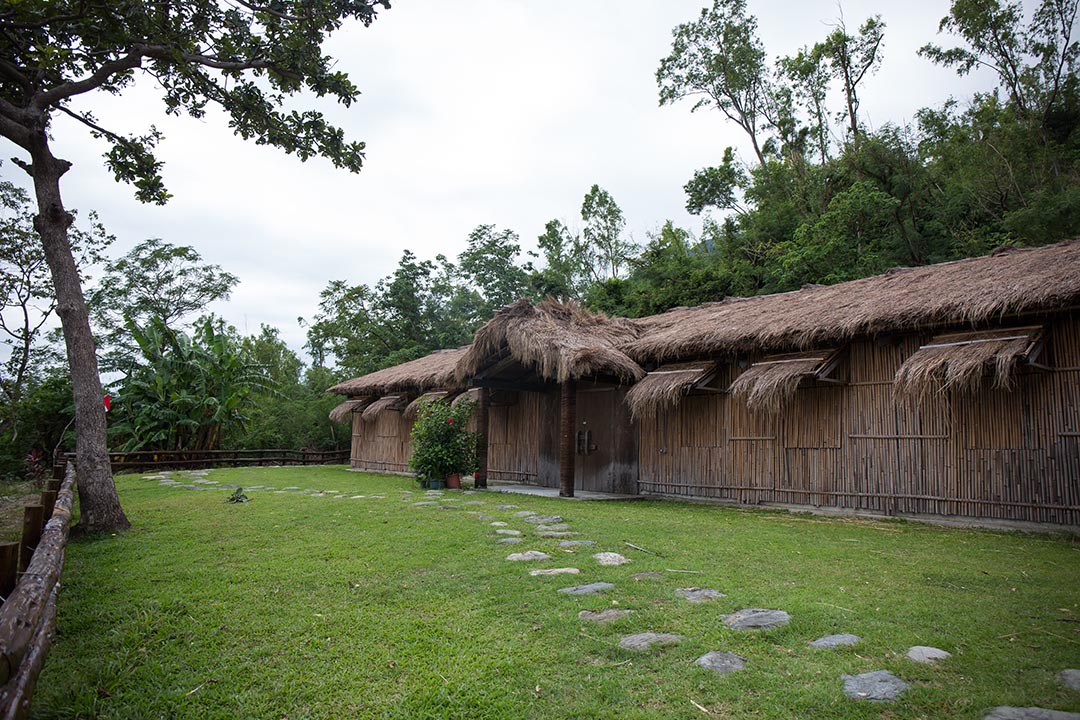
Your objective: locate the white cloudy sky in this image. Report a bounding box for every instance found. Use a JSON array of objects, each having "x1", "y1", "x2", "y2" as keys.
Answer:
[{"x1": 5, "y1": 0, "x2": 1002, "y2": 358}]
